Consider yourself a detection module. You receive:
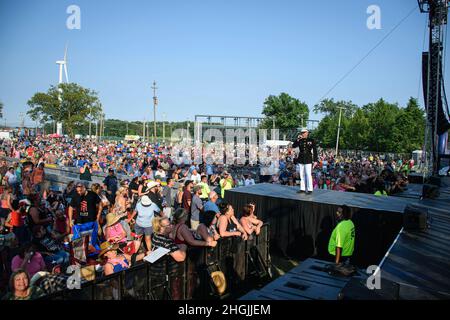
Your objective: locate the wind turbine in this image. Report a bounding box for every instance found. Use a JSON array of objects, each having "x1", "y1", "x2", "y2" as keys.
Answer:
[
  {"x1": 56, "y1": 45, "x2": 69, "y2": 85},
  {"x1": 55, "y1": 45, "x2": 69, "y2": 135}
]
